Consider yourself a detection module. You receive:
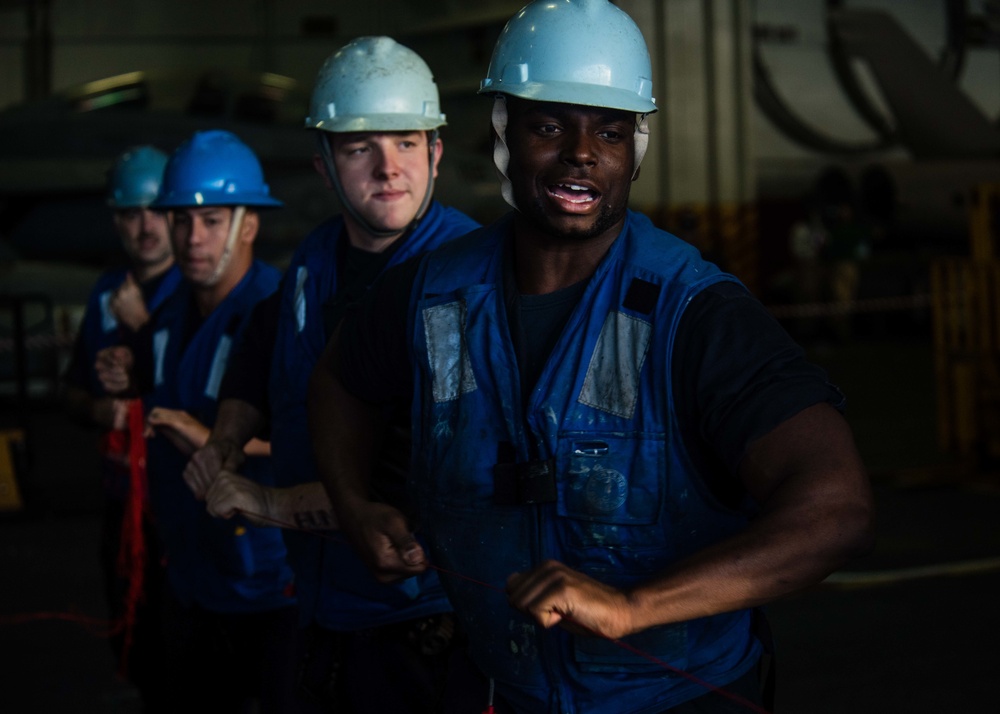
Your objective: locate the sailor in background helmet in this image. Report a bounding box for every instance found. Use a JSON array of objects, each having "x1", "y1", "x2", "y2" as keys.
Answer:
[
  {"x1": 186, "y1": 37, "x2": 479, "y2": 711},
  {"x1": 315, "y1": 2, "x2": 874, "y2": 713},
  {"x1": 67, "y1": 145, "x2": 179, "y2": 410},
  {"x1": 63, "y1": 144, "x2": 180, "y2": 711},
  {"x1": 151, "y1": 129, "x2": 283, "y2": 298},
  {"x1": 96, "y1": 130, "x2": 305, "y2": 712}
]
